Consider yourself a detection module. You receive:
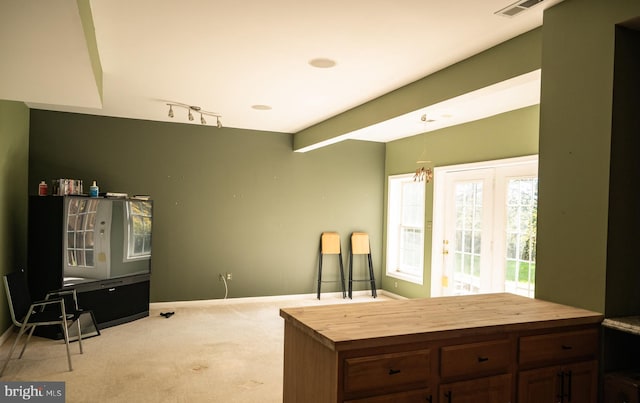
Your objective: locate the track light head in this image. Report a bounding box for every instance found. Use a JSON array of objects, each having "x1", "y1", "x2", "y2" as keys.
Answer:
[{"x1": 166, "y1": 103, "x2": 222, "y2": 127}]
